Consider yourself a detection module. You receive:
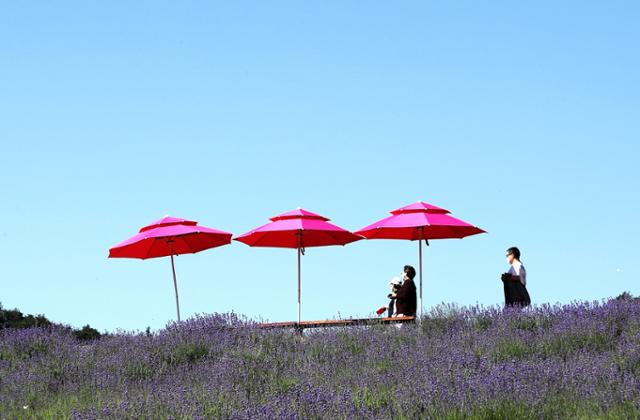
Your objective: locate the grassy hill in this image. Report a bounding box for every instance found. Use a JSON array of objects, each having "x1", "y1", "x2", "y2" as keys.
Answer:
[{"x1": 1, "y1": 295, "x2": 639, "y2": 419}]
